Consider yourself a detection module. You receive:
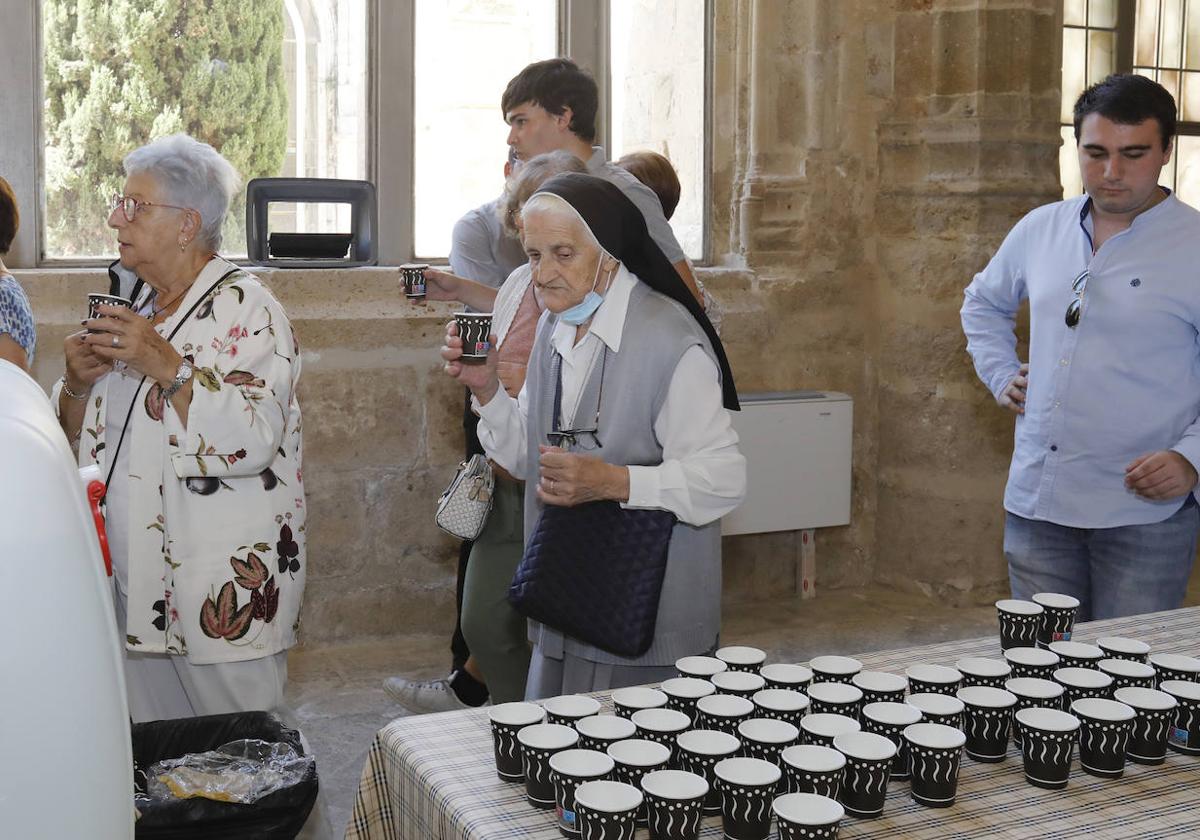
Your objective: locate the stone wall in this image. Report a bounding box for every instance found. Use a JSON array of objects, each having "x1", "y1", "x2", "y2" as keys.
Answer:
[{"x1": 18, "y1": 0, "x2": 1065, "y2": 644}]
